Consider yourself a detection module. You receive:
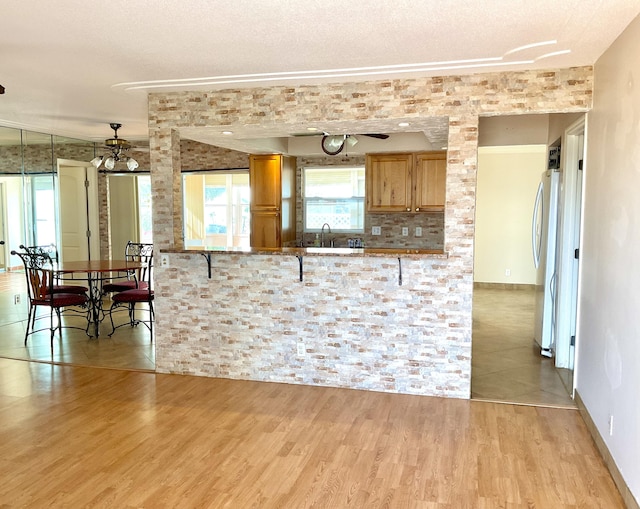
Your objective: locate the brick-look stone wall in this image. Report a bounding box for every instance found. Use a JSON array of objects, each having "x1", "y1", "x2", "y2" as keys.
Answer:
[
  {"x1": 157, "y1": 252, "x2": 461, "y2": 396},
  {"x1": 180, "y1": 139, "x2": 249, "y2": 171},
  {"x1": 148, "y1": 67, "x2": 593, "y2": 398},
  {"x1": 0, "y1": 141, "x2": 96, "y2": 174}
]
